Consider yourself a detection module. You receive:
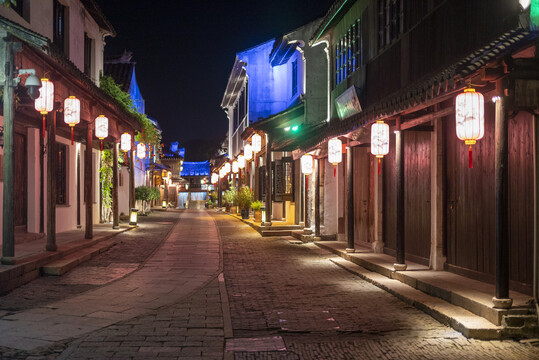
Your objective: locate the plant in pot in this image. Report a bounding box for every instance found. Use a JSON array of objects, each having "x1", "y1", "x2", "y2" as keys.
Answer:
[
  {"x1": 237, "y1": 187, "x2": 253, "y2": 219},
  {"x1": 251, "y1": 200, "x2": 263, "y2": 223},
  {"x1": 223, "y1": 187, "x2": 238, "y2": 213}
]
